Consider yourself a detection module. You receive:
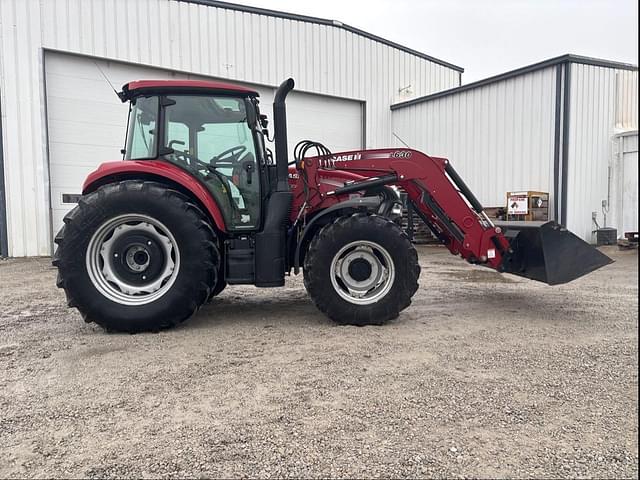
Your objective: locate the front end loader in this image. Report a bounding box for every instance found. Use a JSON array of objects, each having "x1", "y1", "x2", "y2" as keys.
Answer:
[{"x1": 53, "y1": 78, "x2": 612, "y2": 332}]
